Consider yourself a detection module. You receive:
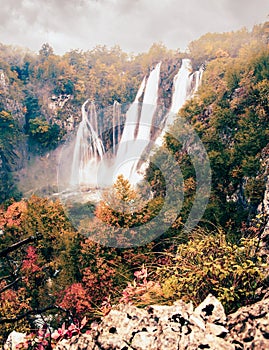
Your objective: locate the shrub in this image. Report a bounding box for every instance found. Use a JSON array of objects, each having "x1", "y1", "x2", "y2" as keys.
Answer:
[
  {"x1": 119, "y1": 265, "x2": 164, "y2": 306},
  {"x1": 158, "y1": 229, "x2": 267, "y2": 312}
]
